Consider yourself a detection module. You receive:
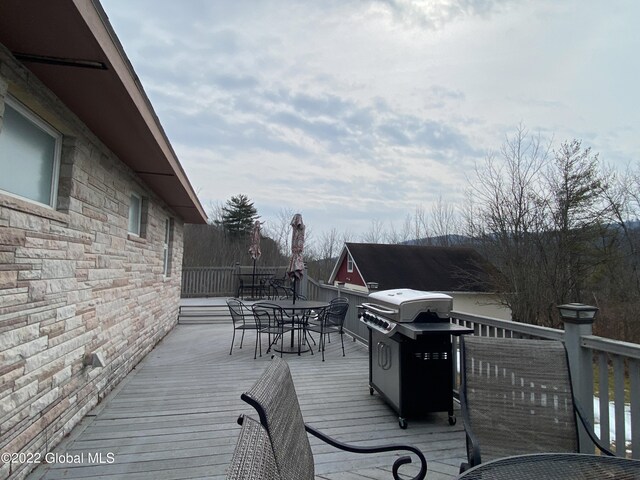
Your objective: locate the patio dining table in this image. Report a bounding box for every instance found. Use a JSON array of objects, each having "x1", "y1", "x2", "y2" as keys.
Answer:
[
  {"x1": 267, "y1": 299, "x2": 329, "y2": 354},
  {"x1": 456, "y1": 453, "x2": 640, "y2": 480}
]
